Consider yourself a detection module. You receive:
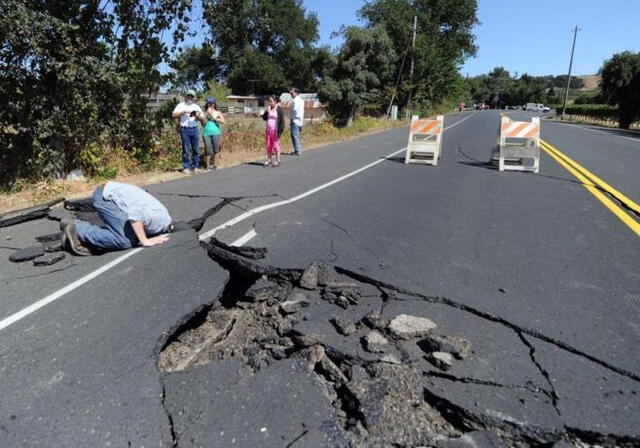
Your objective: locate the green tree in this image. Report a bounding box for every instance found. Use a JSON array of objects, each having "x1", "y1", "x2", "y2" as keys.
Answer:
[
  {"x1": 171, "y1": 44, "x2": 219, "y2": 90},
  {"x1": 203, "y1": 0, "x2": 321, "y2": 94},
  {"x1": 0, "y1": 0, "x2": 193, "y2": 186},
  {"x1": 318, "y1": 26, "x2": 396, "y2": 127},
  {"x1": 546, "y1": 86, "x2": 559, "y2": 104},
  {"x1": 359, "y1": 0, "x2": 478, "y2": 110},
  {"x1": 600, "y1": 51, "x2": 640, "y2": 129}
]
